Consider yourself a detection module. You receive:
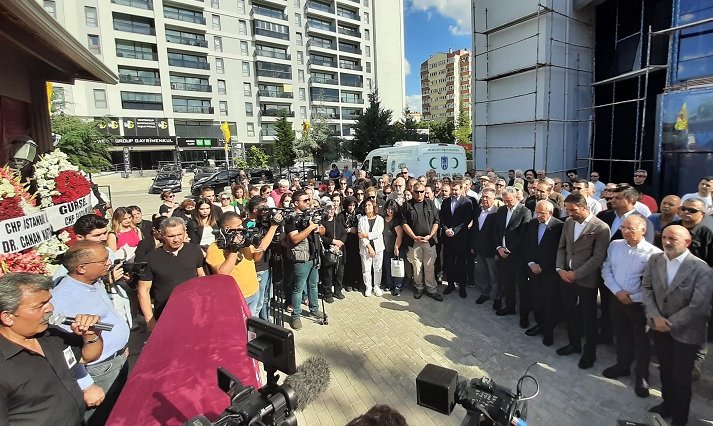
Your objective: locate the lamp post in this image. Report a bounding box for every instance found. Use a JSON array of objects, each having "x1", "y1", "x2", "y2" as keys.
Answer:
[{"x1": 8, "y1": 137, "x2": 38, "y2": 171}]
